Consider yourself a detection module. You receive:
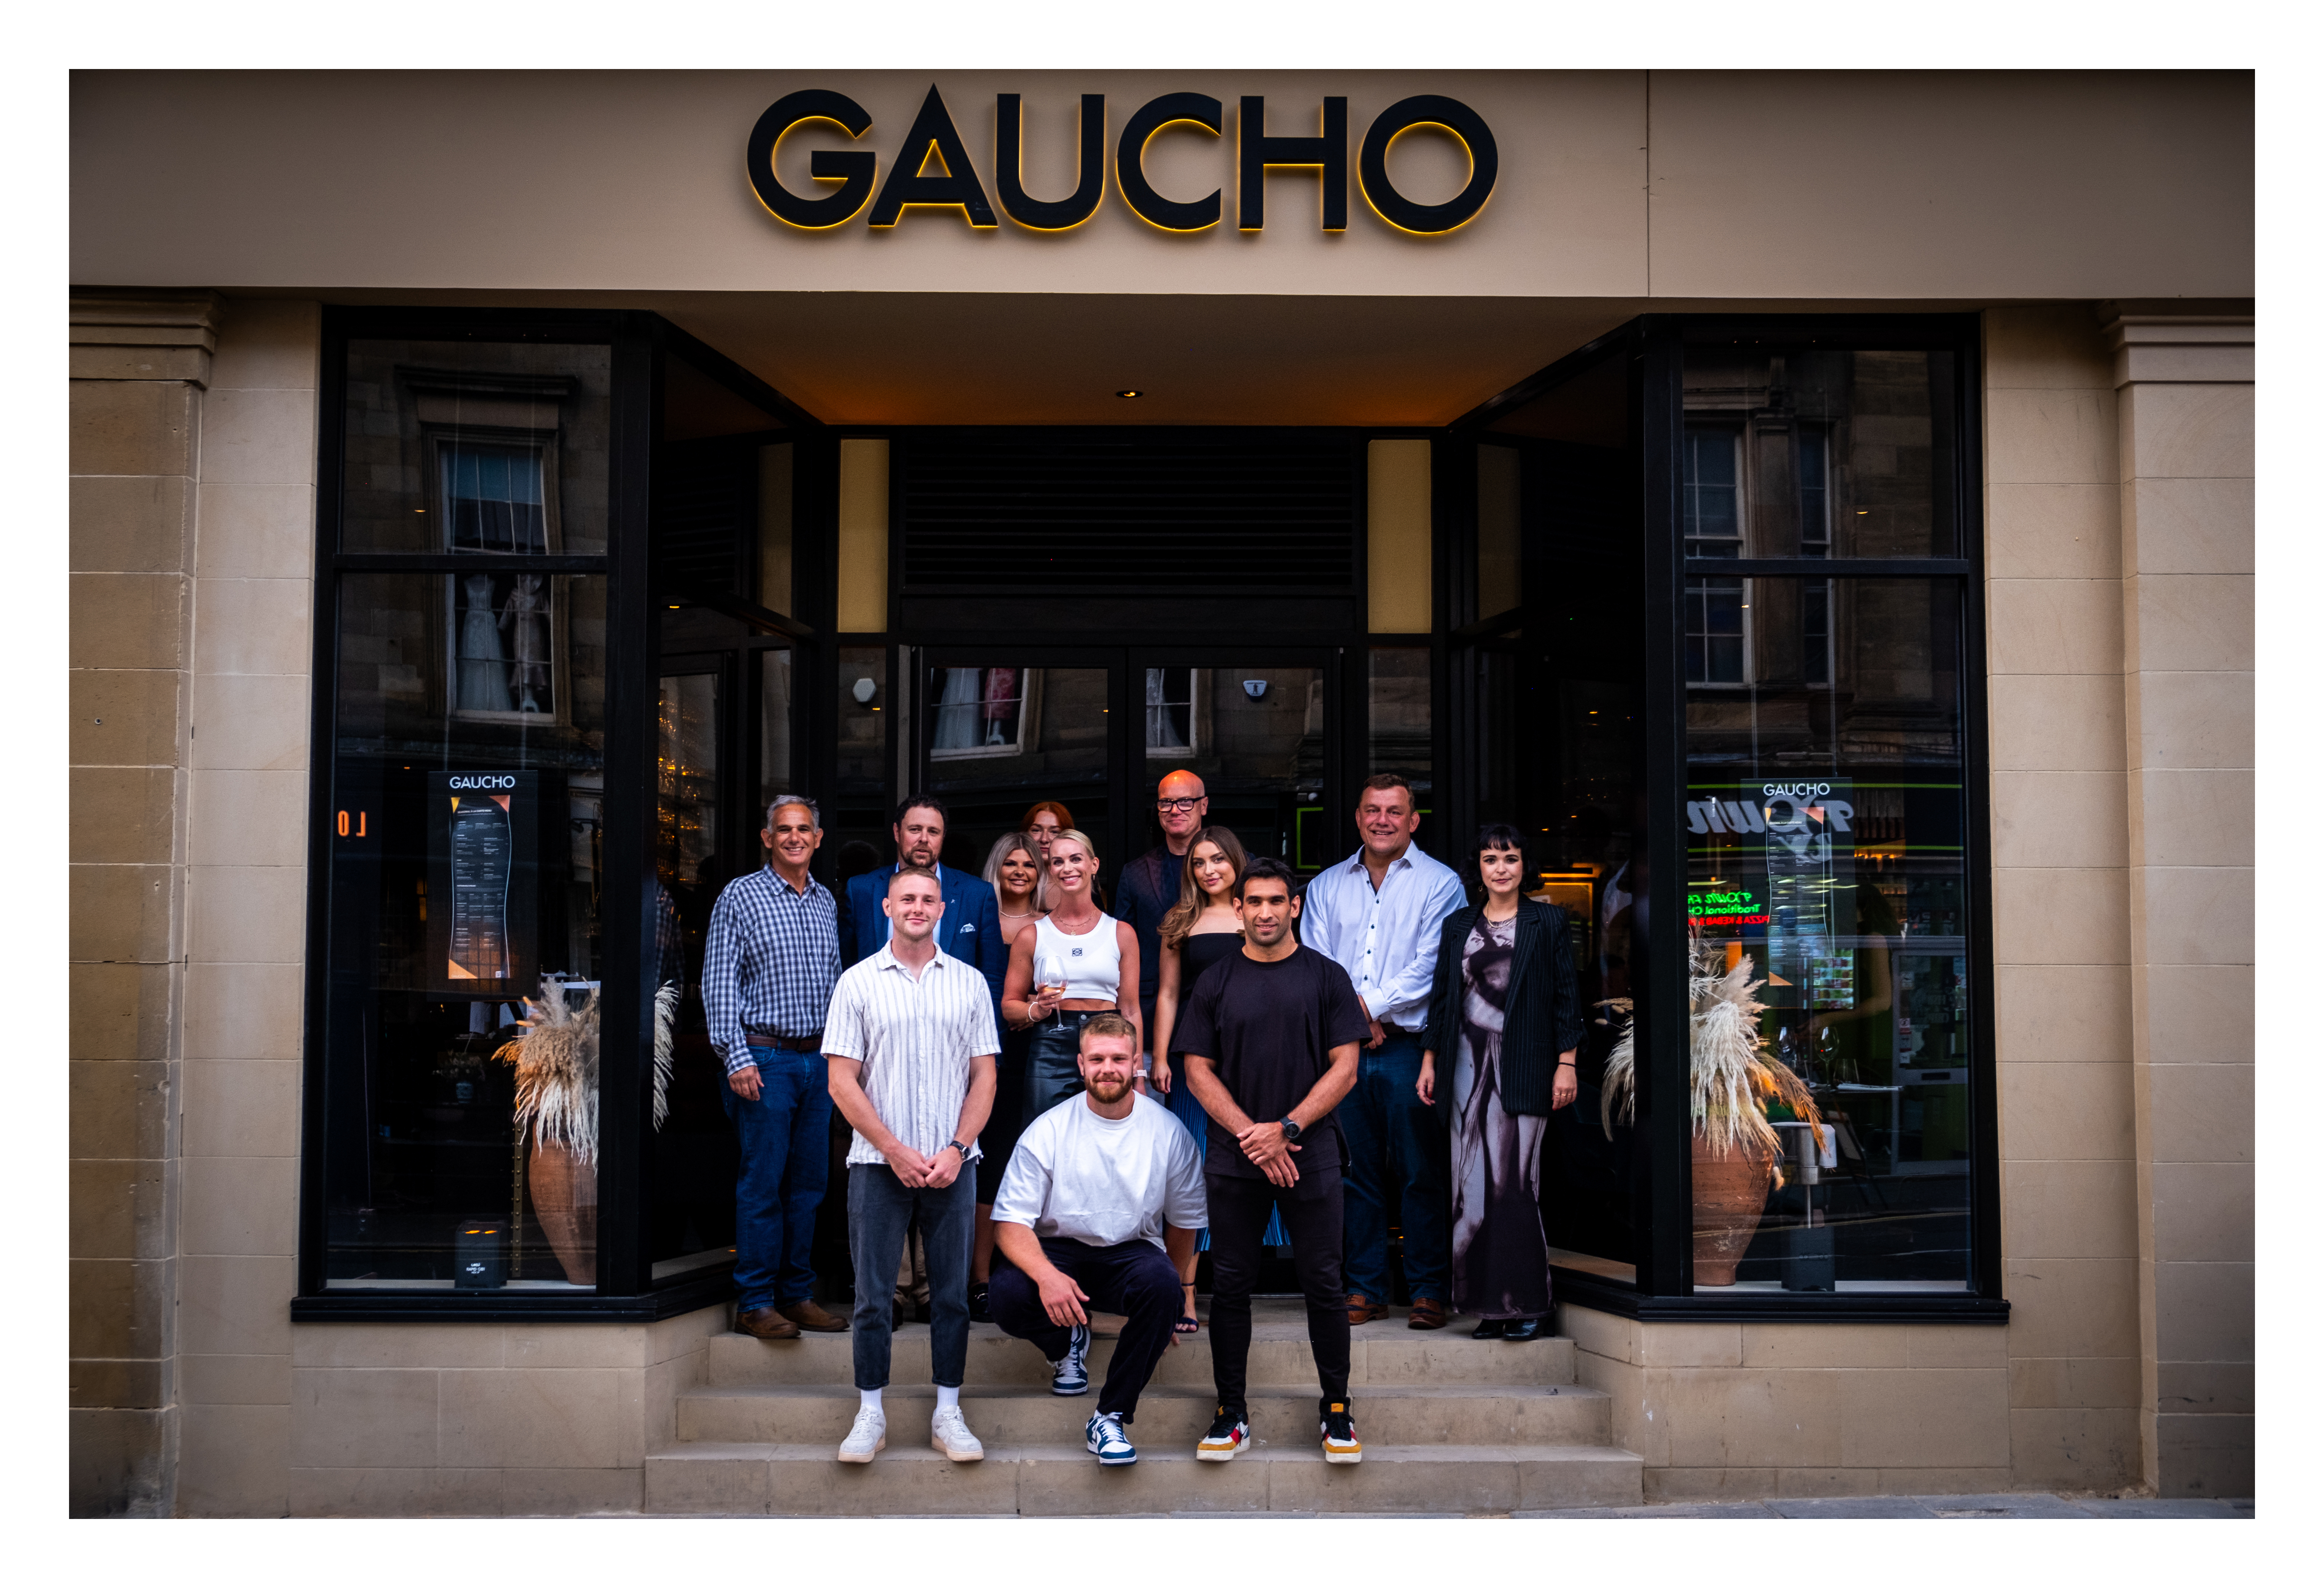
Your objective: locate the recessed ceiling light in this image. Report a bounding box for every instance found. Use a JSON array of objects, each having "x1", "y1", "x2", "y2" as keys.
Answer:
[{"x1": 1115, "y1": 389, "x2": 1142, "y2": 398}]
